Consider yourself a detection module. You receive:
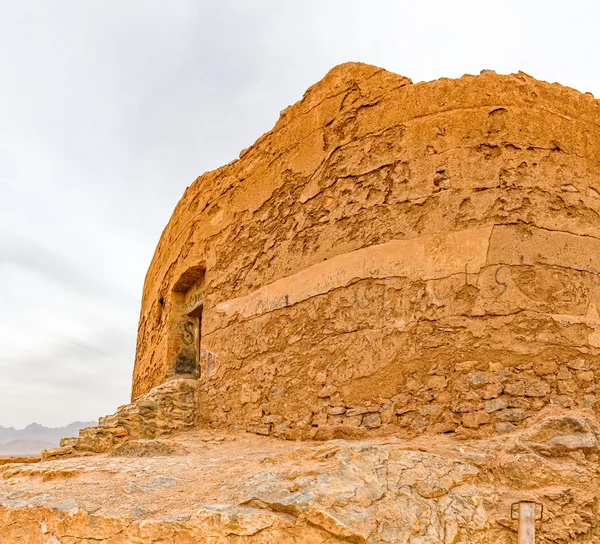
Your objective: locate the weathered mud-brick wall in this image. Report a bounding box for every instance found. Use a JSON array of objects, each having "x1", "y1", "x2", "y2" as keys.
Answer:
[{"x1": 132, "y1": 62, "x2": 600, "y2": 440}]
